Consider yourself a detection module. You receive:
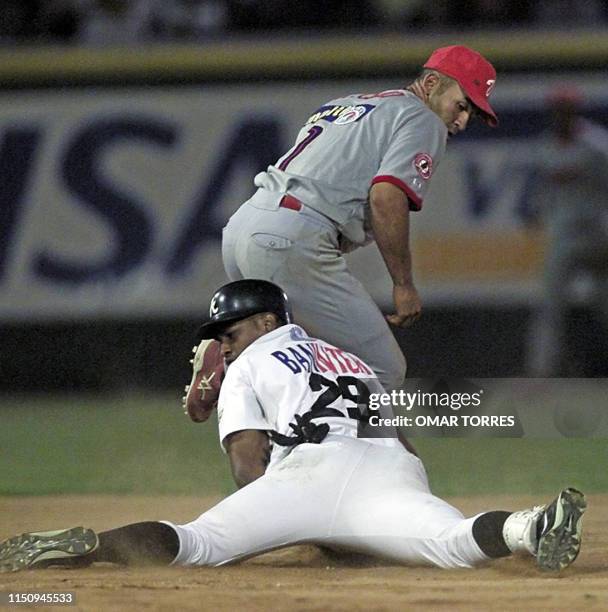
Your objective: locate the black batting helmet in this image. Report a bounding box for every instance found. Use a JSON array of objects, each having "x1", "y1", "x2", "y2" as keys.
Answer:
[{"x1": 197, "y1": 279, "x2": 292, "y2": 340}]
